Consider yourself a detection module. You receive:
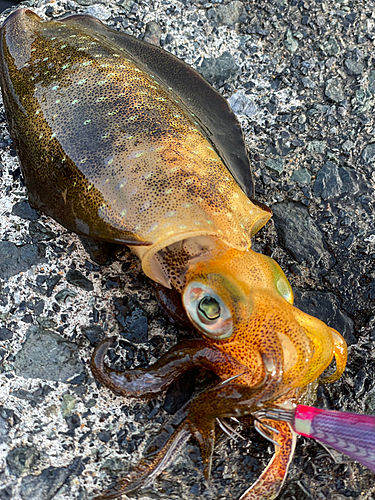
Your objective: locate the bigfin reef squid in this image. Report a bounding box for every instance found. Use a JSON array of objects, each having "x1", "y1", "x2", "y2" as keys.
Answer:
[{"x1": 0, "y1": 9, "x2": 354, "y2": 500}]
